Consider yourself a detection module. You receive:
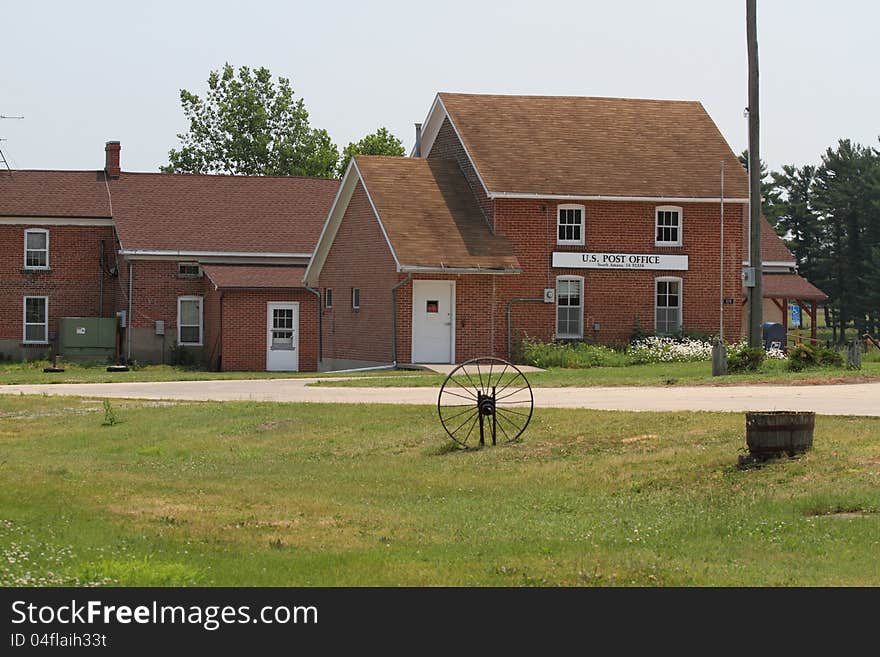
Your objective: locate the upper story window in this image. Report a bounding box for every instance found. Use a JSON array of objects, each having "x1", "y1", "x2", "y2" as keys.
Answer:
[
  {"x1": 177, "y1": 296, "x2": 203, "y2": 346},
  {"x1": 178, "y1": 263, "x2": 202, "y2": 278},
  {"x1": 557, "y1": 204, "x2": 585, "y2": 246},
  {"x1": 352, "y1": 288, "x2": 360, "y2": 310},
  {"x1": 24, "y1": 229, "x2": 50, "y2": 269},
  {"x1": 655, "y1": 206, "x2": 682, "y2": 246},
  {"x1": 325, "y1": 288, "x2": 333, "y2": 309}
]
